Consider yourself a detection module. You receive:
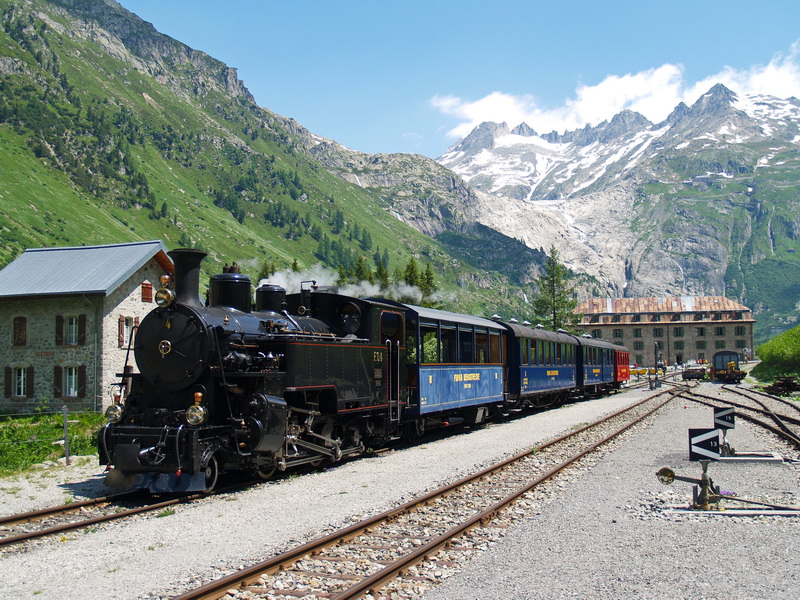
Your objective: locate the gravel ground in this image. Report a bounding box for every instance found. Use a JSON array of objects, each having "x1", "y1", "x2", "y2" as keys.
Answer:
[
  {"x1": 425, "y1": 385, "x2": 800, "y2": 600},
  {"x1": 0, "y1": 387, "x2": 647, "y2": 600}
]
